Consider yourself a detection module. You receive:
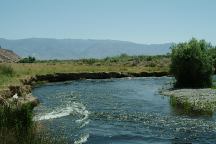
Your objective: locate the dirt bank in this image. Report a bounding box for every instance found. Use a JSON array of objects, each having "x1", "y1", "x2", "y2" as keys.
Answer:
[{"x1": 0, "y1": 71, "x2": 169, "y2": 108}]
